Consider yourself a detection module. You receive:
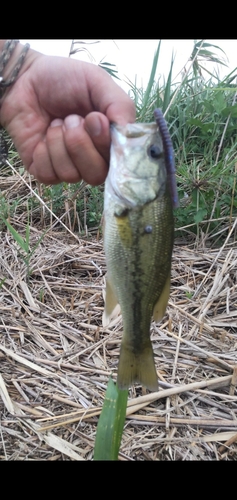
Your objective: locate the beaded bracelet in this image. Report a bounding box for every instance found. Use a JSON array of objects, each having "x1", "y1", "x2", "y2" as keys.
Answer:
[{"x1": 0, "y1": 40, "x2": 30, "y2": 99}]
